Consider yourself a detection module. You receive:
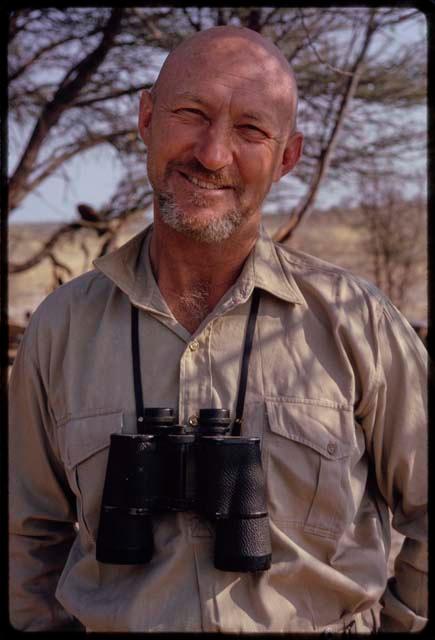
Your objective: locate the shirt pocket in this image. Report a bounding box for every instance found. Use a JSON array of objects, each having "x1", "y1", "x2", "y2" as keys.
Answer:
[
  {"x1": 263, "y1": 400, "x2": 356, "y2": 538},
  {"x1": 57, "y1": 411, "x2": 123, "y2": 542}
]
